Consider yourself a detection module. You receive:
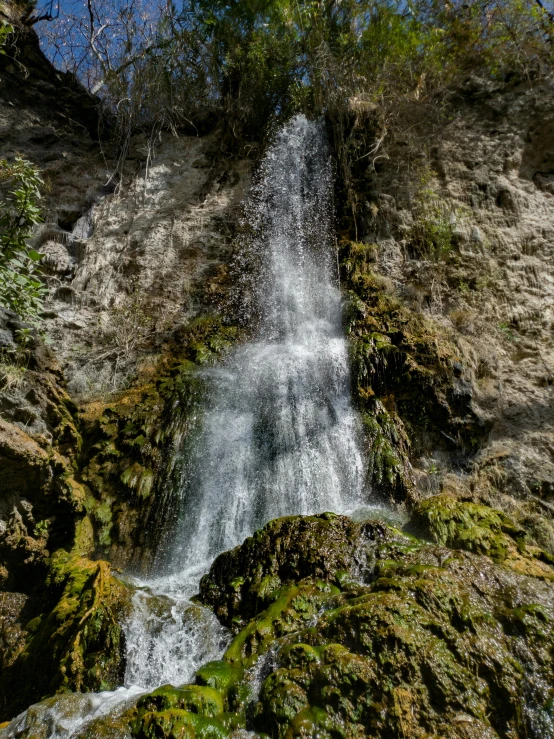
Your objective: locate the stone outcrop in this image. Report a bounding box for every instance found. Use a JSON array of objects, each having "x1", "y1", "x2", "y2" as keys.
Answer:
[
  {"x1": 0, "y1": 549, "x2": 130, "y2": 720},
  {"x1": 0, "y1": 311, "x2": 84, "y2": 592},
  {"x1": 129, "y1": 504, "x2": 554, "y2": 739},
  {"x1": 337, "y1": 78, "x2": 554, "y2": 551}
]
